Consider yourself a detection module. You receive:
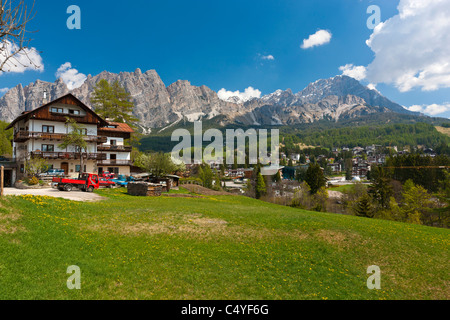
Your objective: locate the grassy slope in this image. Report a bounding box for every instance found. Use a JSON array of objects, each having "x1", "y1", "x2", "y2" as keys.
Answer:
[
  {"x1": 0, "y1": 188, "x2": 448, "y2": 300},
  {"x1": 436, "y1": 126, "x2": 450, "y2": 137}
]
